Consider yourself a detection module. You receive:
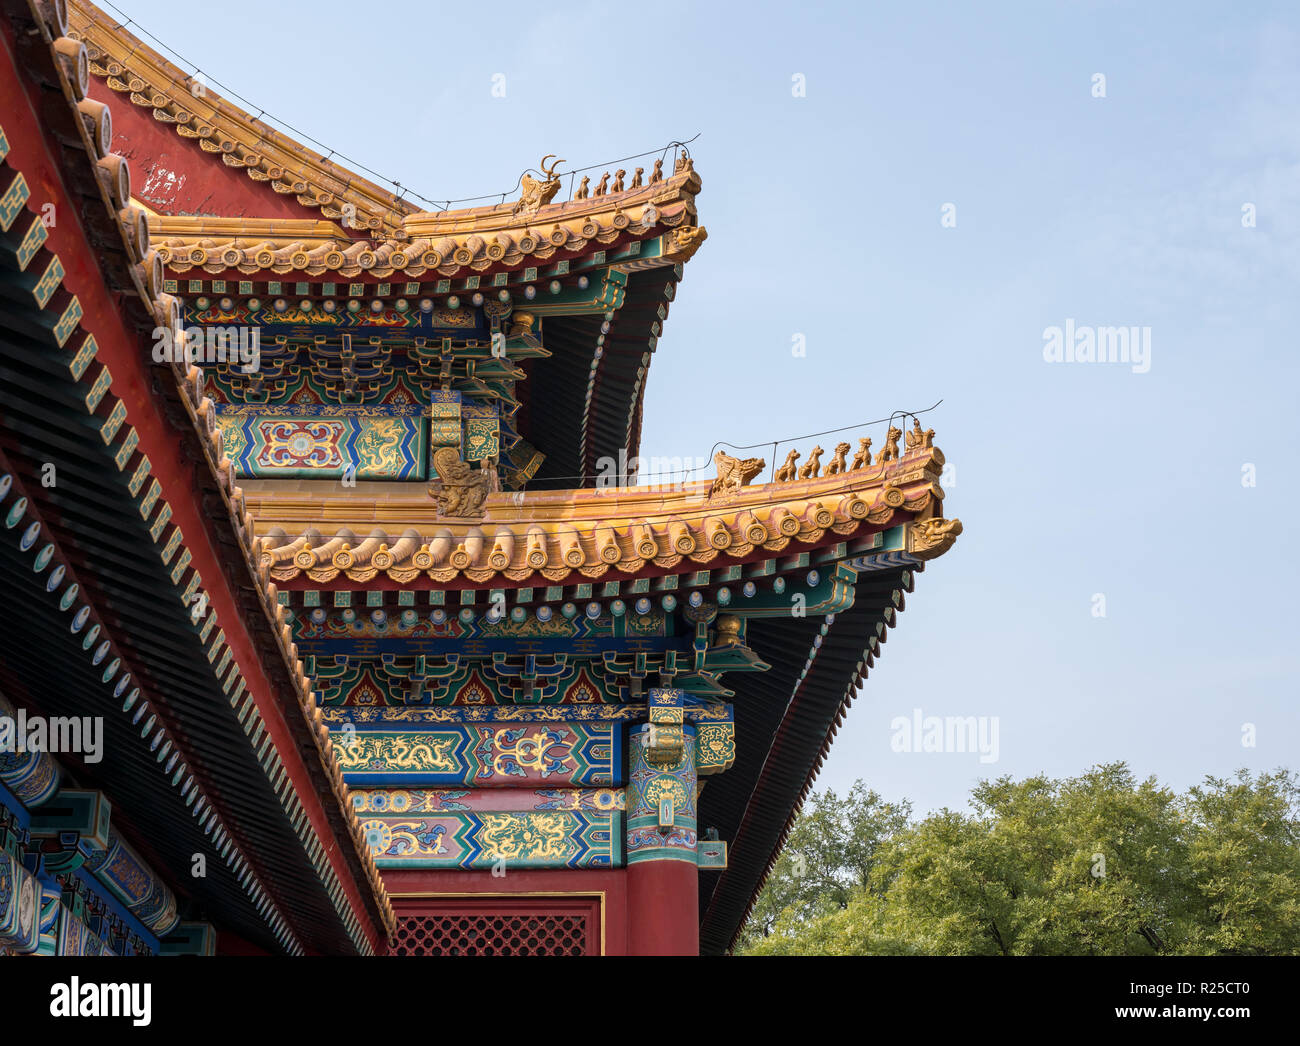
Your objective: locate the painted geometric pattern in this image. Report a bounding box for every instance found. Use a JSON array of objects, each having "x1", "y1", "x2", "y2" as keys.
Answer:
[
  {"x1": 626, "y1": 725, "x2": 698, "y2": 865},
  {"x1": 208, "y1": 368, "x2": 434, "y2": 408},
  {"x1": 0, "y1": 850, "x2": 39, "y2": 953},
  {"x1": 392, "y1": 911, "x2": 589, "y2": 956},
  {"x1": 299, "y1": 608, "x2": 670, "y2": 647},
  {"x1": 310, "y1": 656, "x2": 658, "y2": 708},
  {"x1": 0, "y1": 742, "x2": 60, "y2": 807},
  {"x1": 81, "y1": 830, "x2": 180, "y2": 936},
  {"x1": 359, "y1": 810, "x2": 621, "y2": 869},
  {"x1": 55, "y1": 905, "x2": 112, "y2": 957},
  {"x1": 324, "y1": 702, "x2": 734, "y2": 725},
  {"x1": 216, "y1": 411, "x2": 426, "y2": 479},
  {"x1": 0, "y1": 692, "x2": 60, "y2": 805},
  {"x1": 188, "y1": 300, "x2": 477, "y2": 331},
  {"x1": 695, "y1": 722, "x2": 736, "y2": 775},
  {"x1": 352, "y1": 787, "x2": 625, "y2": 814},
  {"x1": 36, "y1": 884, "x2": 60, "y2": 956},
  {"x1": 336, "y1": 721, "x2": 621, "y2": 787}
]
